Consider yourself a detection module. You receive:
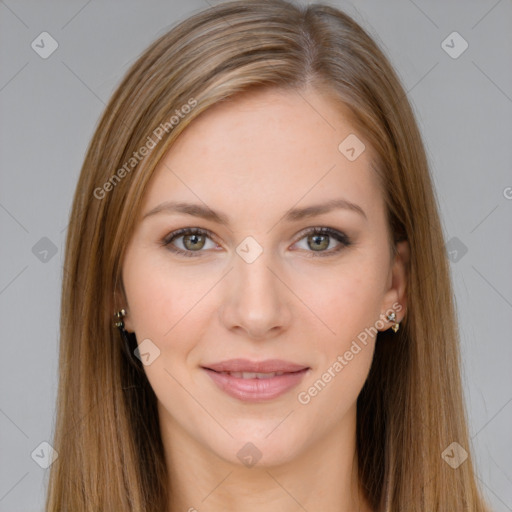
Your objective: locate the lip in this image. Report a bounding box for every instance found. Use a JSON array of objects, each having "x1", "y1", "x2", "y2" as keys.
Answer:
[{"x1": 201, "y1": 359, "x2": 310, "y2": 402}]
